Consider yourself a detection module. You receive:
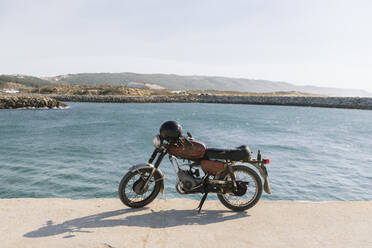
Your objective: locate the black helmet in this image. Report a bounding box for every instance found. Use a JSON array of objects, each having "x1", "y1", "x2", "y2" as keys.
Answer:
[{"x1": 160, "y1": 121, "x2": 182, "y2": 140}]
